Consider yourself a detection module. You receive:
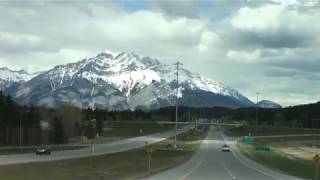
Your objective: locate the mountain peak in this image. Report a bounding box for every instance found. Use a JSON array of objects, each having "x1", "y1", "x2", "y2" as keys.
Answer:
[
  {"x1": 257, "y1": 100, "x2": 282, "y2": 109},
  {"x1": 4, "y1": 49, "x2": 255, "y2": 110},
  {"x1": 103, "y1": 49, "x2": 122, "y2": 58},
  {"x1": 0, "y1": 66, "x2": 33, "y2": 81},
  {"x1": 0, "y1": 66, "x2": 39, "y2": 90}
]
